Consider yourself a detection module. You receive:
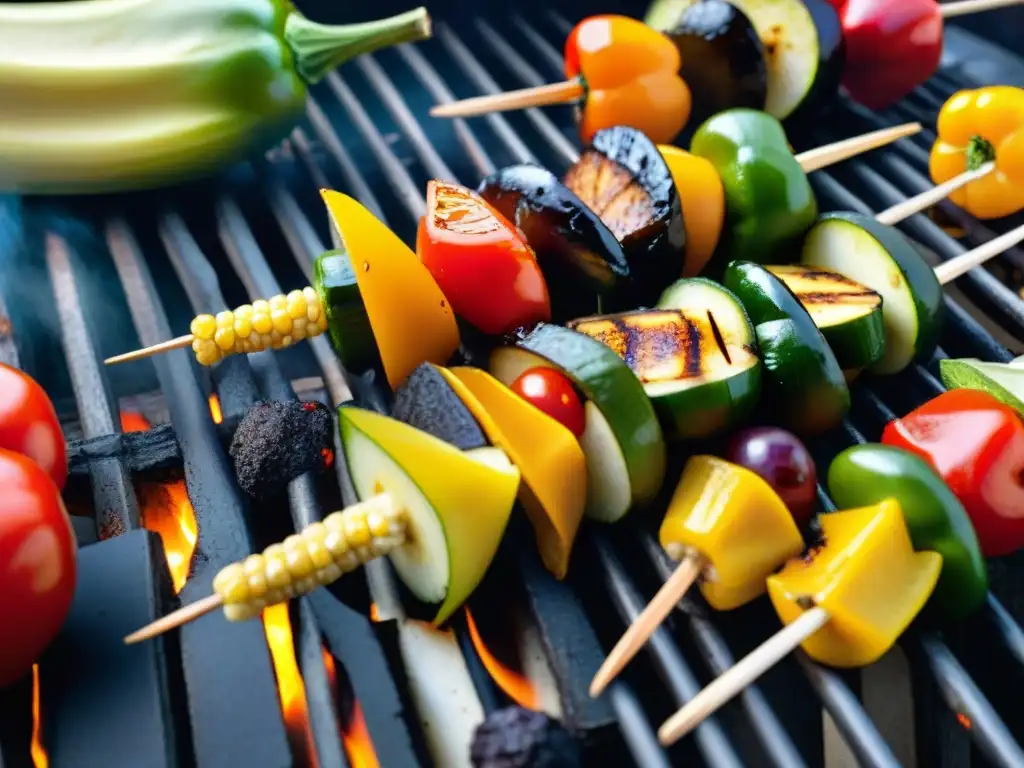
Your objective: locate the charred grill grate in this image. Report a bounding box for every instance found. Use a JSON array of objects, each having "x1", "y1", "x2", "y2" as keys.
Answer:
[{"x1": 2, "y1": 1, "x2": 1024, "y2": 767}]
